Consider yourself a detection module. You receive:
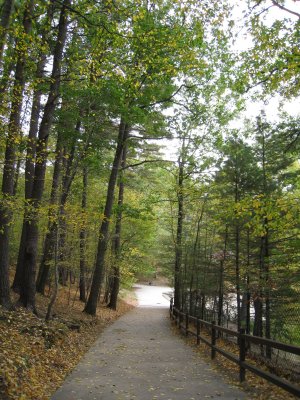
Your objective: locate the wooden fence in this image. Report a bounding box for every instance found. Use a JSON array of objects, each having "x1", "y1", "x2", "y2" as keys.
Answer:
[{"x1": 170, "y1": 299, "x2": 300, "y2": 397}]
